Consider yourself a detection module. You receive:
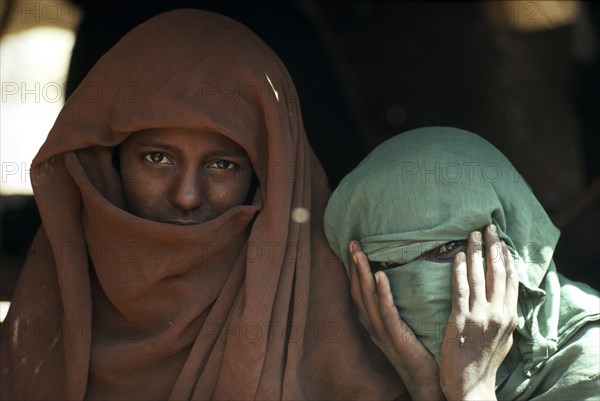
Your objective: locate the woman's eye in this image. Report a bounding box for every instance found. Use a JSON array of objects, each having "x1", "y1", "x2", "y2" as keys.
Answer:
[
  {"x1": 209, "y1": 160, "x2": 236, "y2": 170},
  {"x1": 370, "y1": 260, "x2": 400, "y2": 272},
  {"x1": 380, "y1": 261, "x2": 398, "y2": 269},
  {"x1": 144, "y1": 152, "x2": 171, "y2": 164},
  {"x1": 438, "y1": 241, "x2": 462, "y2": 254},
  {"x1": 414, "y1": 240, "x2": 467, "y2": 263},
  {"x1": 433, "y1": 240, "x2": 466, "y2": 260}
]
